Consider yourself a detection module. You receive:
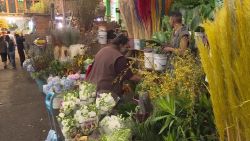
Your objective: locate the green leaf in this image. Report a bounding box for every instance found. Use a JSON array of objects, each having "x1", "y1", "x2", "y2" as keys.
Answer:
[
  {"x1": 153, "y1": 115, "x2": 169, "y2": 122},
  {"x1": 159, "y1": 116, "x2": 173, "y2": 134},
  {"x1": 164, "y1": 133, "x2": 174, "y2": 141},
  {"x1": 190, "y1": 16, "x2": 201, "y2": 31}
]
